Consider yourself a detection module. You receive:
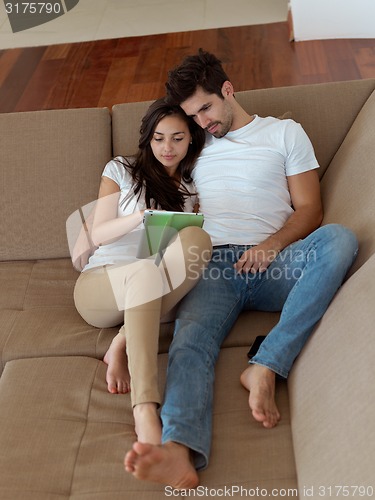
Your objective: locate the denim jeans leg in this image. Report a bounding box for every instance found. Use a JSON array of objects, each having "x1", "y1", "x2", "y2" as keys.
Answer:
[
  {"x1": 160, "y1": 248, "x2": 247, "y2": 470},
  {"x1": 250, "y1": 224, "x2": 358, "y2": 378}
]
